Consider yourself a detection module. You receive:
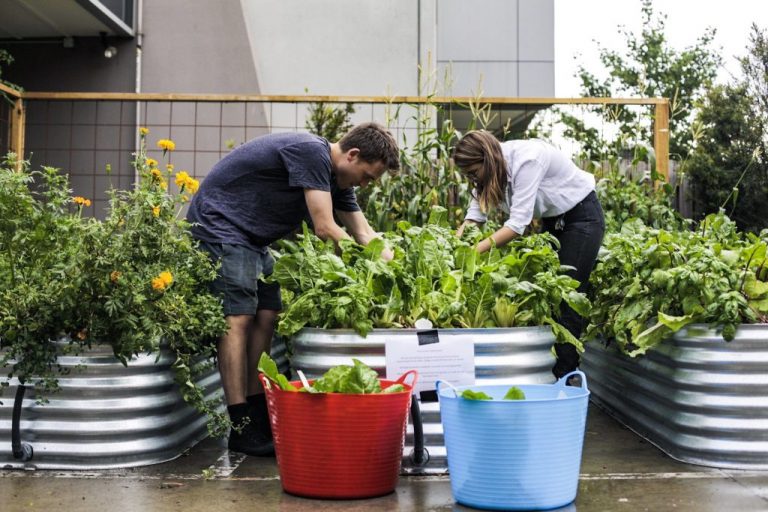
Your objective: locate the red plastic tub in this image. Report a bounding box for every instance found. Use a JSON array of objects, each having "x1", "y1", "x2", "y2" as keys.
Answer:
[{"x1": 259, "y1": 370, "x2": 417, "y2": 499}]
